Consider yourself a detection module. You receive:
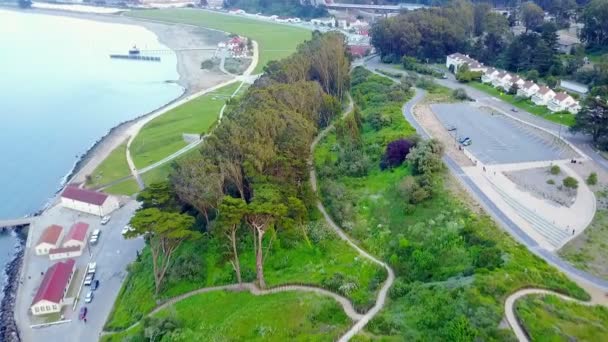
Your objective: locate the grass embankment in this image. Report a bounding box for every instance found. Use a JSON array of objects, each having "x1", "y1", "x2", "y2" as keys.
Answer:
[
  {"x1": 86, "y1": 141, "x2": 131, "y2": 189},
  {"x1": 102, "y1": 291, "x2": 349, "y2": 342},
  {"x1": 315, "y1": 68, "x2": 589, "y2": 340},
  {"x1": 469, "y1": 82, "x2": 576, "y2": 127},
  {"x1": 516, "y1": 295, "x2": 608, "y2": 341},
  {"x1": 103, "y1": 179, "x2": 140, "y2": 196},
  {"x1": 126, "y1": 9, "x2": 312, "y2": 74},
  {"x1": 105, "y1": 220, "x2": 383, "y2": 331},
  {"x1": 131, "y1": 82, "x2": 241, "y2": 169}
]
